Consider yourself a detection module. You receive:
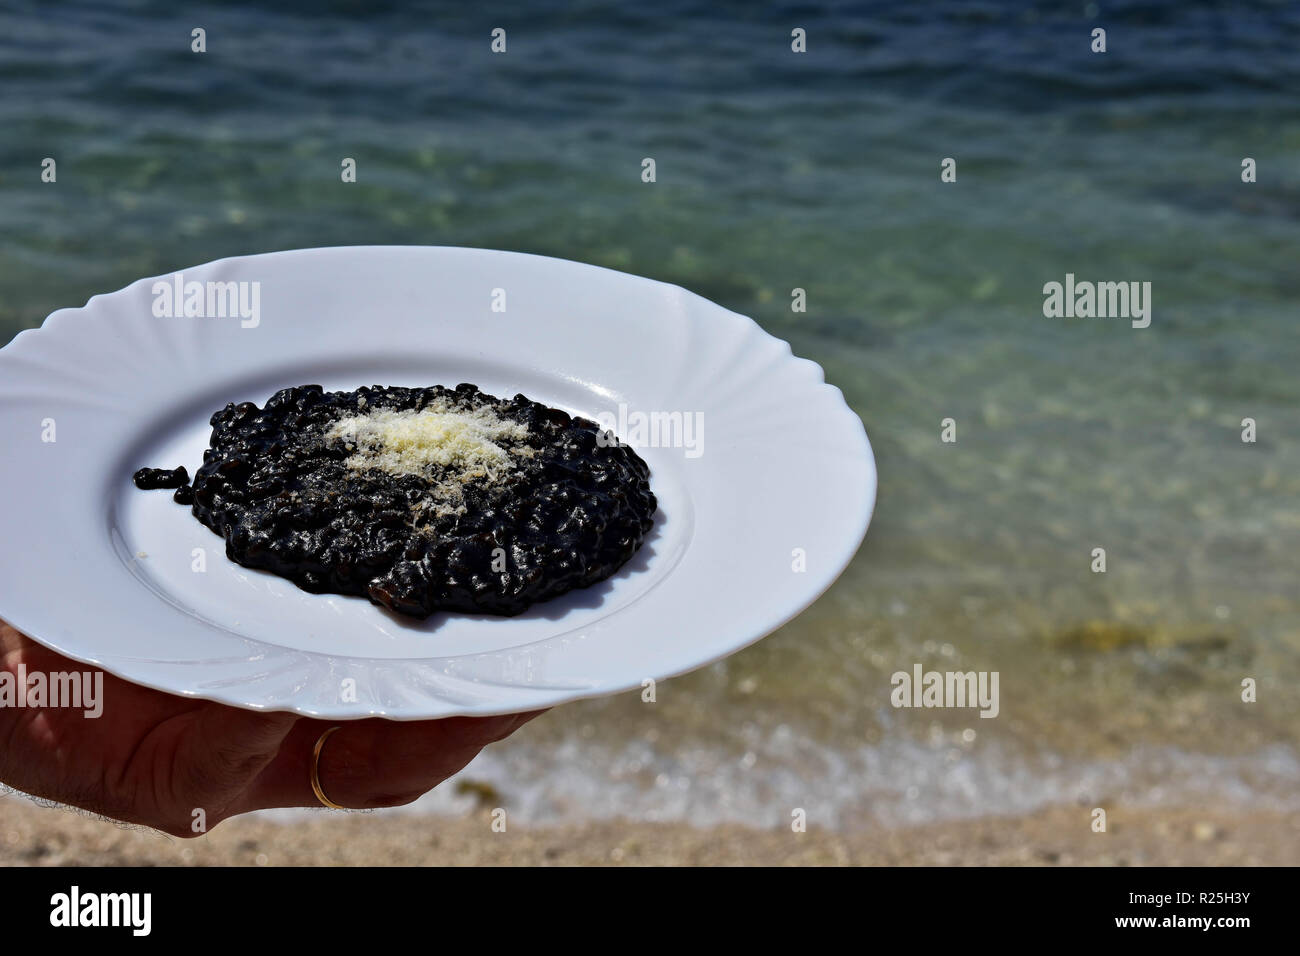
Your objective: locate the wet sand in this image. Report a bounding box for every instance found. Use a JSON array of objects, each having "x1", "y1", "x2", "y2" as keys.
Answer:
[{"x1": 2, "y1": 794, "x2": 1295, "y2": 866}]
